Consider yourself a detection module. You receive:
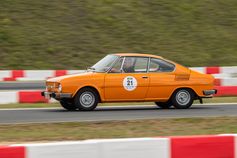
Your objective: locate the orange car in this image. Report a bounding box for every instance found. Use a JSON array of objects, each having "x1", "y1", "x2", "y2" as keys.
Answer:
[{"x1": 41, "y1": 53, "x2": 217, "y2": 111}]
